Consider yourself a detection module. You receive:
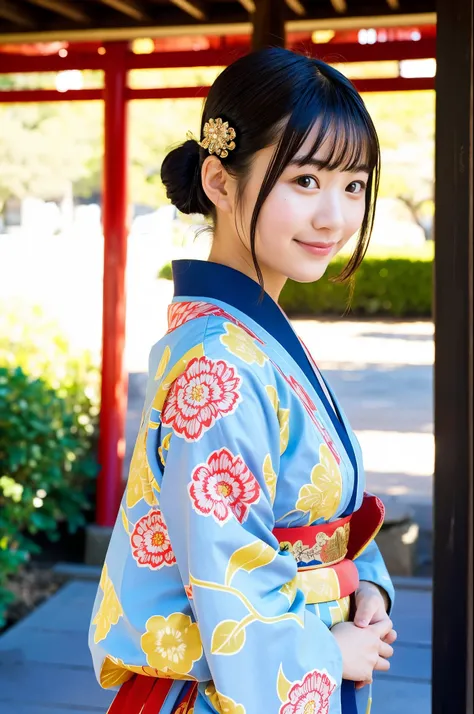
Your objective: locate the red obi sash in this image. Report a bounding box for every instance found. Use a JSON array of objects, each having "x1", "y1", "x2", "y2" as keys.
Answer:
[{"x1": 272, "y1": 493, "x2": 385, "y2": 604}]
